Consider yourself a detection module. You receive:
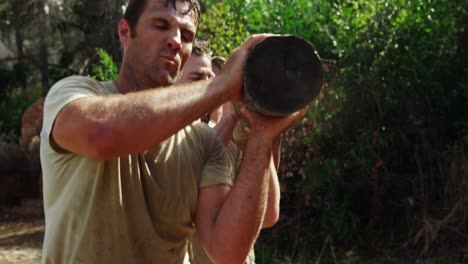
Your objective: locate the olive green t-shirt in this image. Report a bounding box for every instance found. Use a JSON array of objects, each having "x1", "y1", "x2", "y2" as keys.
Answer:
[{"x1": 40, "y1": 76, "x2": 233, "y2": 264}]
